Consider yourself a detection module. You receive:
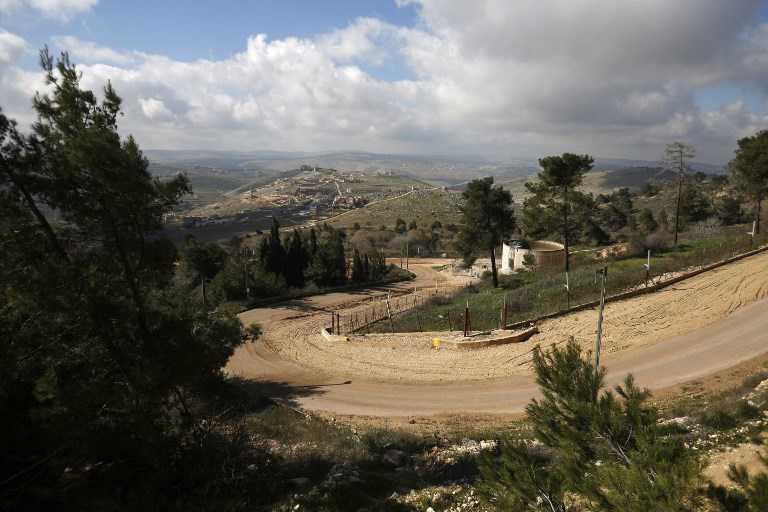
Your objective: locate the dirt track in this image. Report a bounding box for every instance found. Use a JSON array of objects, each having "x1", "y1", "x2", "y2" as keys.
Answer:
[{"x1": 226, "y1": 252, "x2": 768, "y2": 416}]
